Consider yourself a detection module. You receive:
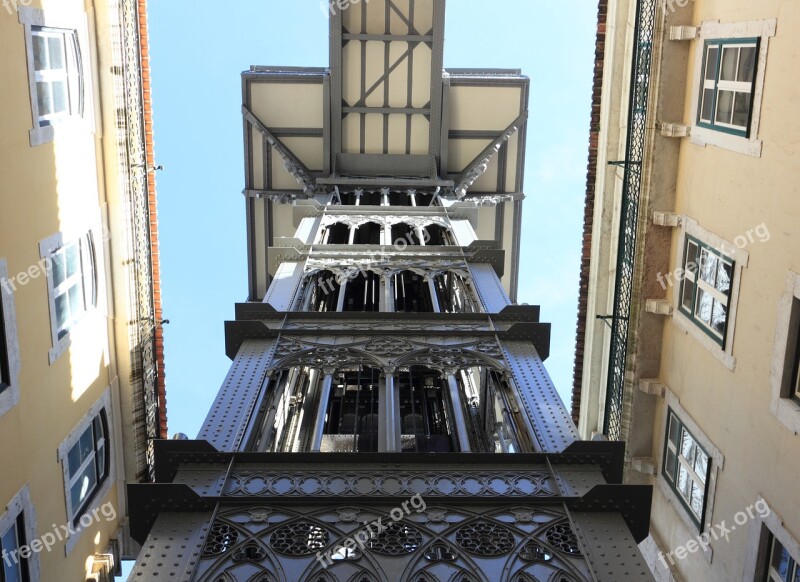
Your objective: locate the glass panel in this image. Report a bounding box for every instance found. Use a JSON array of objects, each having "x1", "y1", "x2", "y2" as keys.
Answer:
[
  {"x1": 738, "y1": 46, "x2": 757, "y2": 82},
  {"x1": 680, "y1": 429, "x2": 696, "y2": 462},
  {"x1": 732, "y1": 92, "x2": 752, "y2": 129},
  {"x1": 705, "y1": 46, "x2": 719, "y2": 81},
  {"x1": 716, "y1": 261, "x2": 732, "y2": 293},
  {"x1": 681, "y1": 280, "x2": 694, "y2": 311},
  {"x1": 52, "y1": 248, "x2": 67, "y2": 287},
  {"x1": 772, "y1": 540, "x2": 791, "y2": 580},
  {"x1": 701, "y1": 89, "x2": 715, "y2": 122},
  {"x1": 1, "y1": 523, "x2": 22, "y2": 582},
  {"x1": 65, "y1": 243, "x2": 79, "y2": 278},
  {"x1": 67, "y1": 283, "x2": 83, "y2": 320},
  {"x1": 716, "y1": 90, "x2": 735, "y2": 125},
  {"x1": 677, "y1": 465, "x2": 691, "y2": 498},
  {"x1": 720, "y1": 46, "x2": 738, "y2": 81},
  {"x1": 668, "y1": 414, "x2": 680, "y2": 446},
  {"x1": 696, "y1": 288, "x2": 713, "y2": 324},
  {"x1": 36, "y1": 81, "x2": 52, "y2": 116},
  {"x1": 68, "y1": 426, "x2": 94, "y2": 476},
  {"x1": 699, "y1": 250, "x2": 718, "y2": 285},
  {"x1": 665, "y1": 449, "x2": 677, "y2": 480},
  {"x1": 685, "y1": 241, "x2": 699, "y2": 268},
  {"x1": 70, "y1": 461, "x2": 97, "y2": 513},
  {"x1": 711, "y1": 300, "x2": 727, "y2": 334},
  {"x1": 48, "y1": 36, "x2": 65, "y2": 70},
  {"x1": 52, "y1": 79, "x2": 68, "y2": 114},
  {"x1": 694, "y1": 449, "x2": 709, "y2": 483},
  {"x1": 690, "y1": 481, "x2": 704, "y2": 517},
  {"x1": 55, "y1": 292, "x2": 69, "y2": 333},
  {"x1": 33, "y1": 34, "x2": 47, "y2": 71},
  {"x1": 97, "y1": 441, "x2": 106, "y2": 479}
]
